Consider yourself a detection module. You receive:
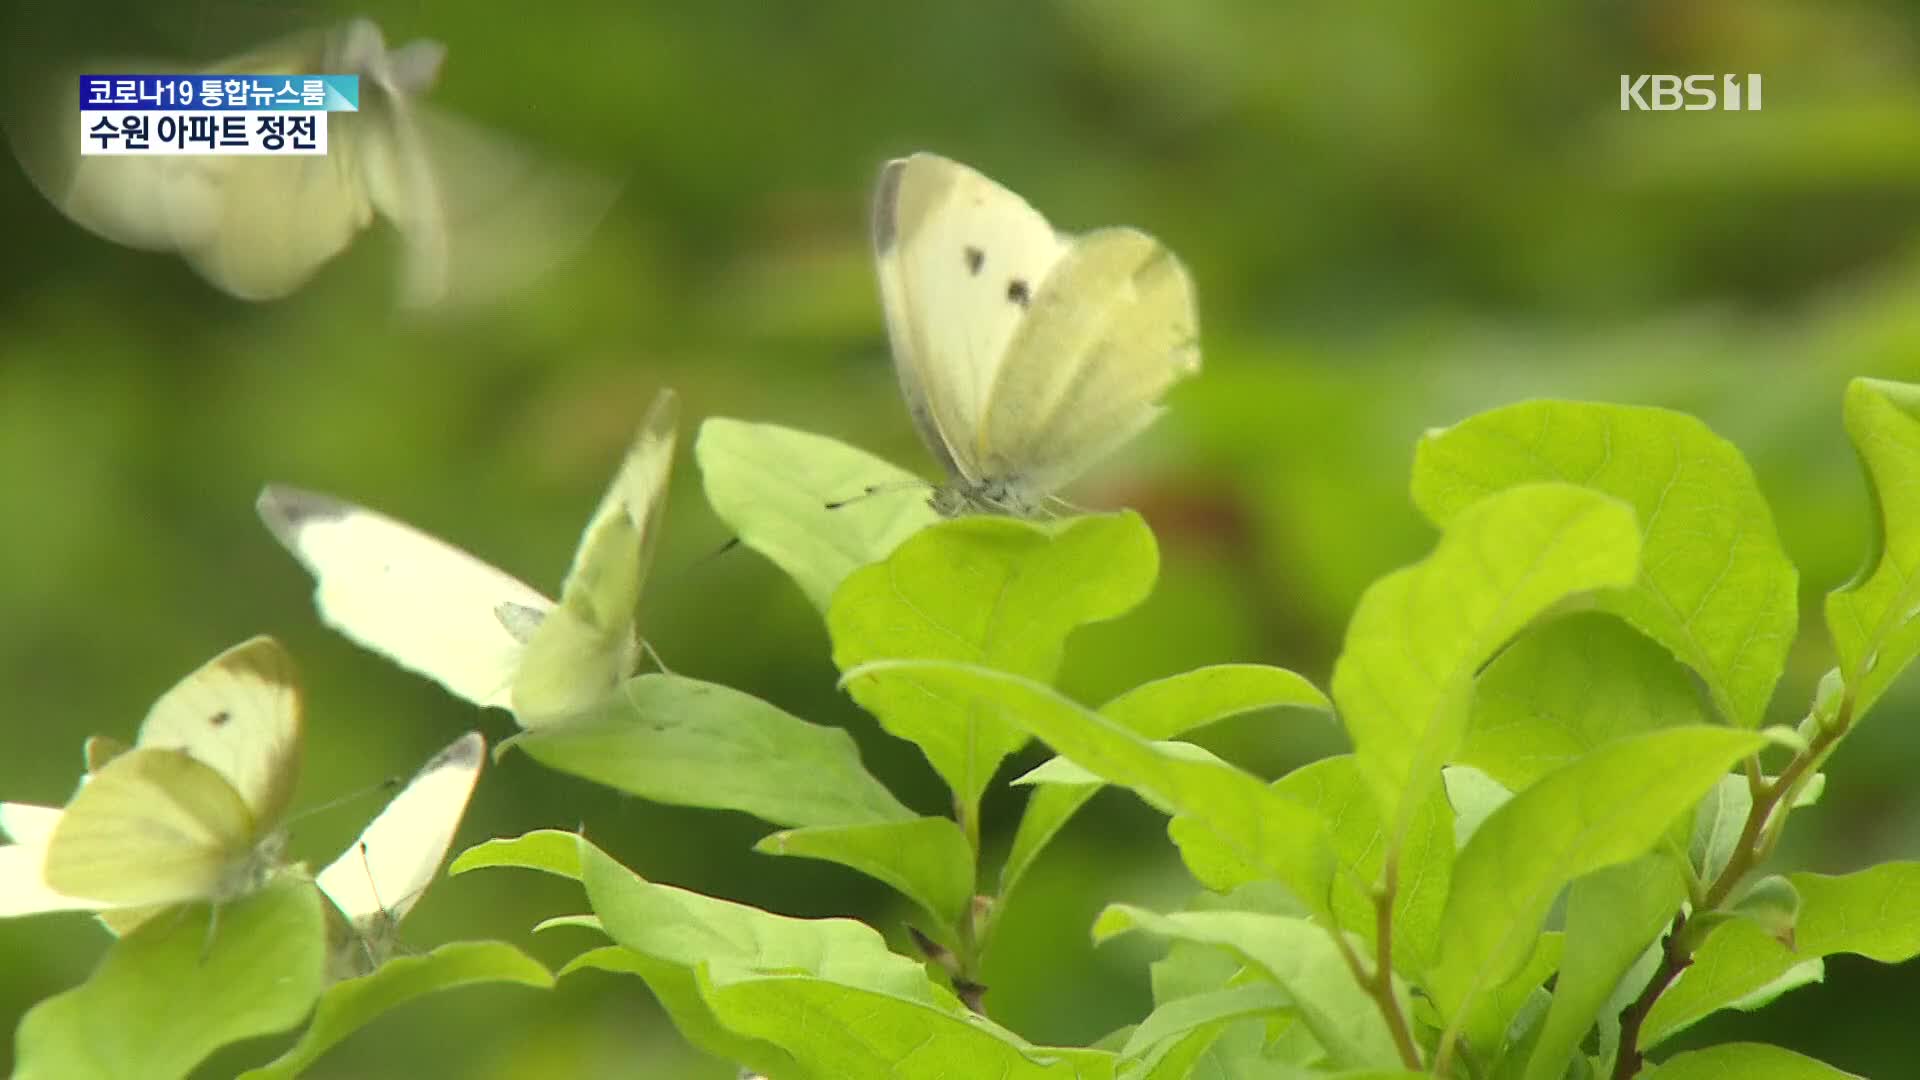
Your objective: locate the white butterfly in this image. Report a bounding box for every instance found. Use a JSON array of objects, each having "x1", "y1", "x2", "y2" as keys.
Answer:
[
  {"x1": 7, "y1": 17, "x2": 615, "y2": 306},
  {"x1": 315, "y1": 731, "x2": 483, "y2": 974},
  {"x1": 871, "y1": 152, "x2": 1201, "y2": 517},
  {"x1": 0, "y1": 637, "x2": 303, "y2": 934},
  {"x1": 256, "y1": 388, "x2": 678, "y2": 724}
]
